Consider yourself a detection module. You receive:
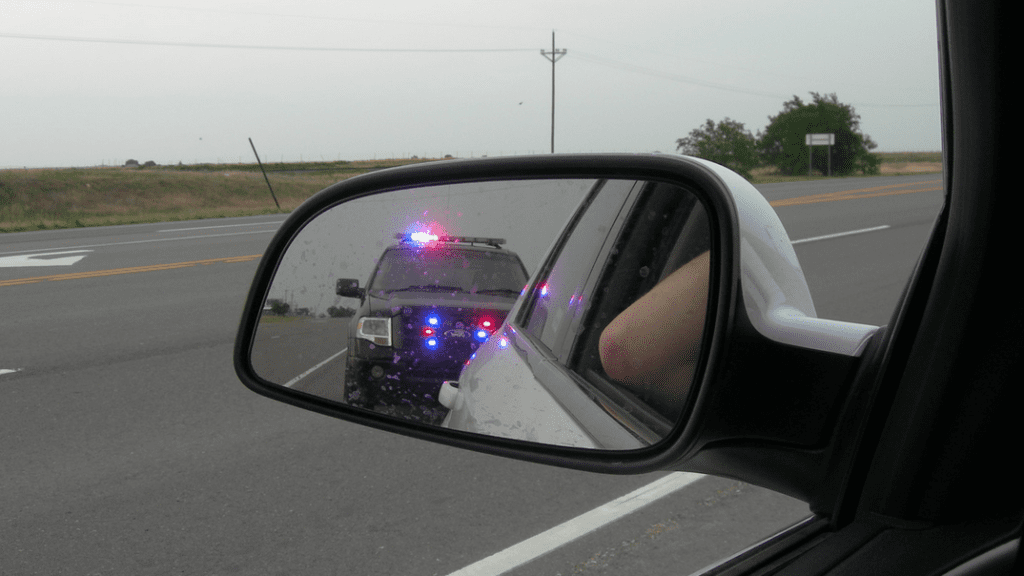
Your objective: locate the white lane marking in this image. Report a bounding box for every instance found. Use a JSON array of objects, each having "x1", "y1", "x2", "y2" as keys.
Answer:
[
  {"x1": 447, "y1": 472, "x2": 705, "y2": 576},
  {"x1": 160, "y1": 222, "x2": 284, "y2": 232},
  {"x1": 0, "y1": 250, "x2": 92, "y2": 268},
  {"x1": 0, "y1": 229, "x2": 277, "y2": 257},
  {"x1": 791, "y1": 225, "x2": 890, "y2": 245},
  {"x1": 1, "y1": 369, "x2": 23, "y2": 376},
  {"x1": 284, "y1": 348, "x2": 347, "y2": 388}
]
